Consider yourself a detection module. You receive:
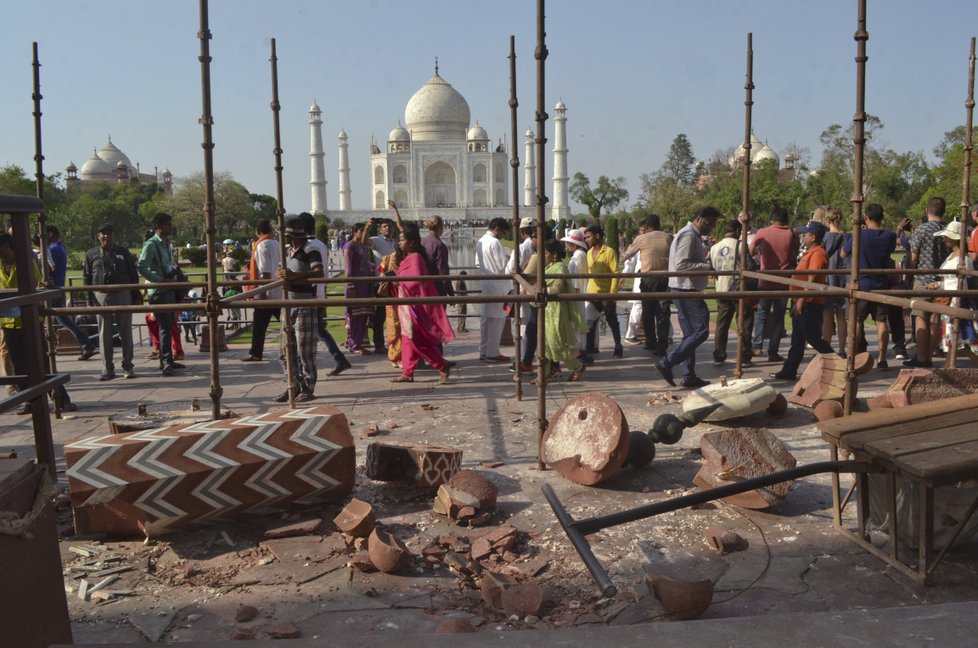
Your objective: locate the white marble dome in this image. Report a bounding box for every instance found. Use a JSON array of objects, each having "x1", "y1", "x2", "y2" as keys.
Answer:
[
  {"x1": 467, "y1": 123, "x2": 488, "y2": 141},
  {"x1": 754, "y1": 143, "x2": 780, "y2": 166},
  {"x1": 80, "y1": 151, "x2": 113, "y2": 178},
  {"x1": 97, "y1": 138, "x2": 132, "y2": 170},
  {"x1": 404, "y1": 71, "x2": 470, "y2": 142},
  {"x1": 388, "y1": 123, "x2": 410, "y2": 142},
  {"x1": 729, "y1": 131, "x2": 772, "y2": 166}
]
